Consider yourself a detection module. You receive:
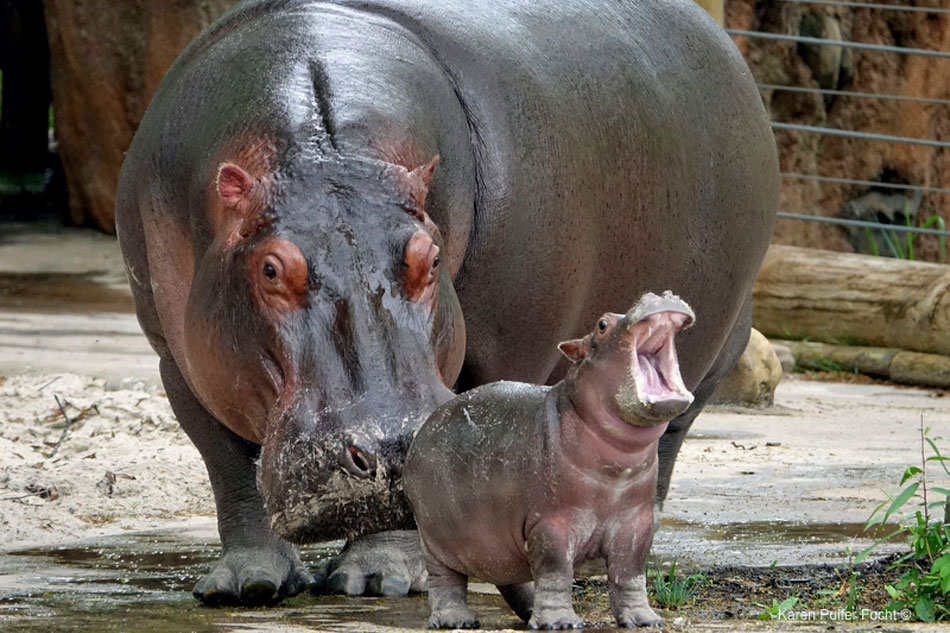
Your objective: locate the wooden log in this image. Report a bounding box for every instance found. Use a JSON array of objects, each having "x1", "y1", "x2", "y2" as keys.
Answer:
[
  {"x1": 779, "y1": 339, "x2": 950, "y2": 389},
  {"x1": 43, "y1": 0, "x2": 238, "y2": 232},
  {"x1": 778, "y1": 340, "x2": 897, "y2": 378},
  {"x1": 754, "y1": 245, "x2": 950, "y2": 356}
]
